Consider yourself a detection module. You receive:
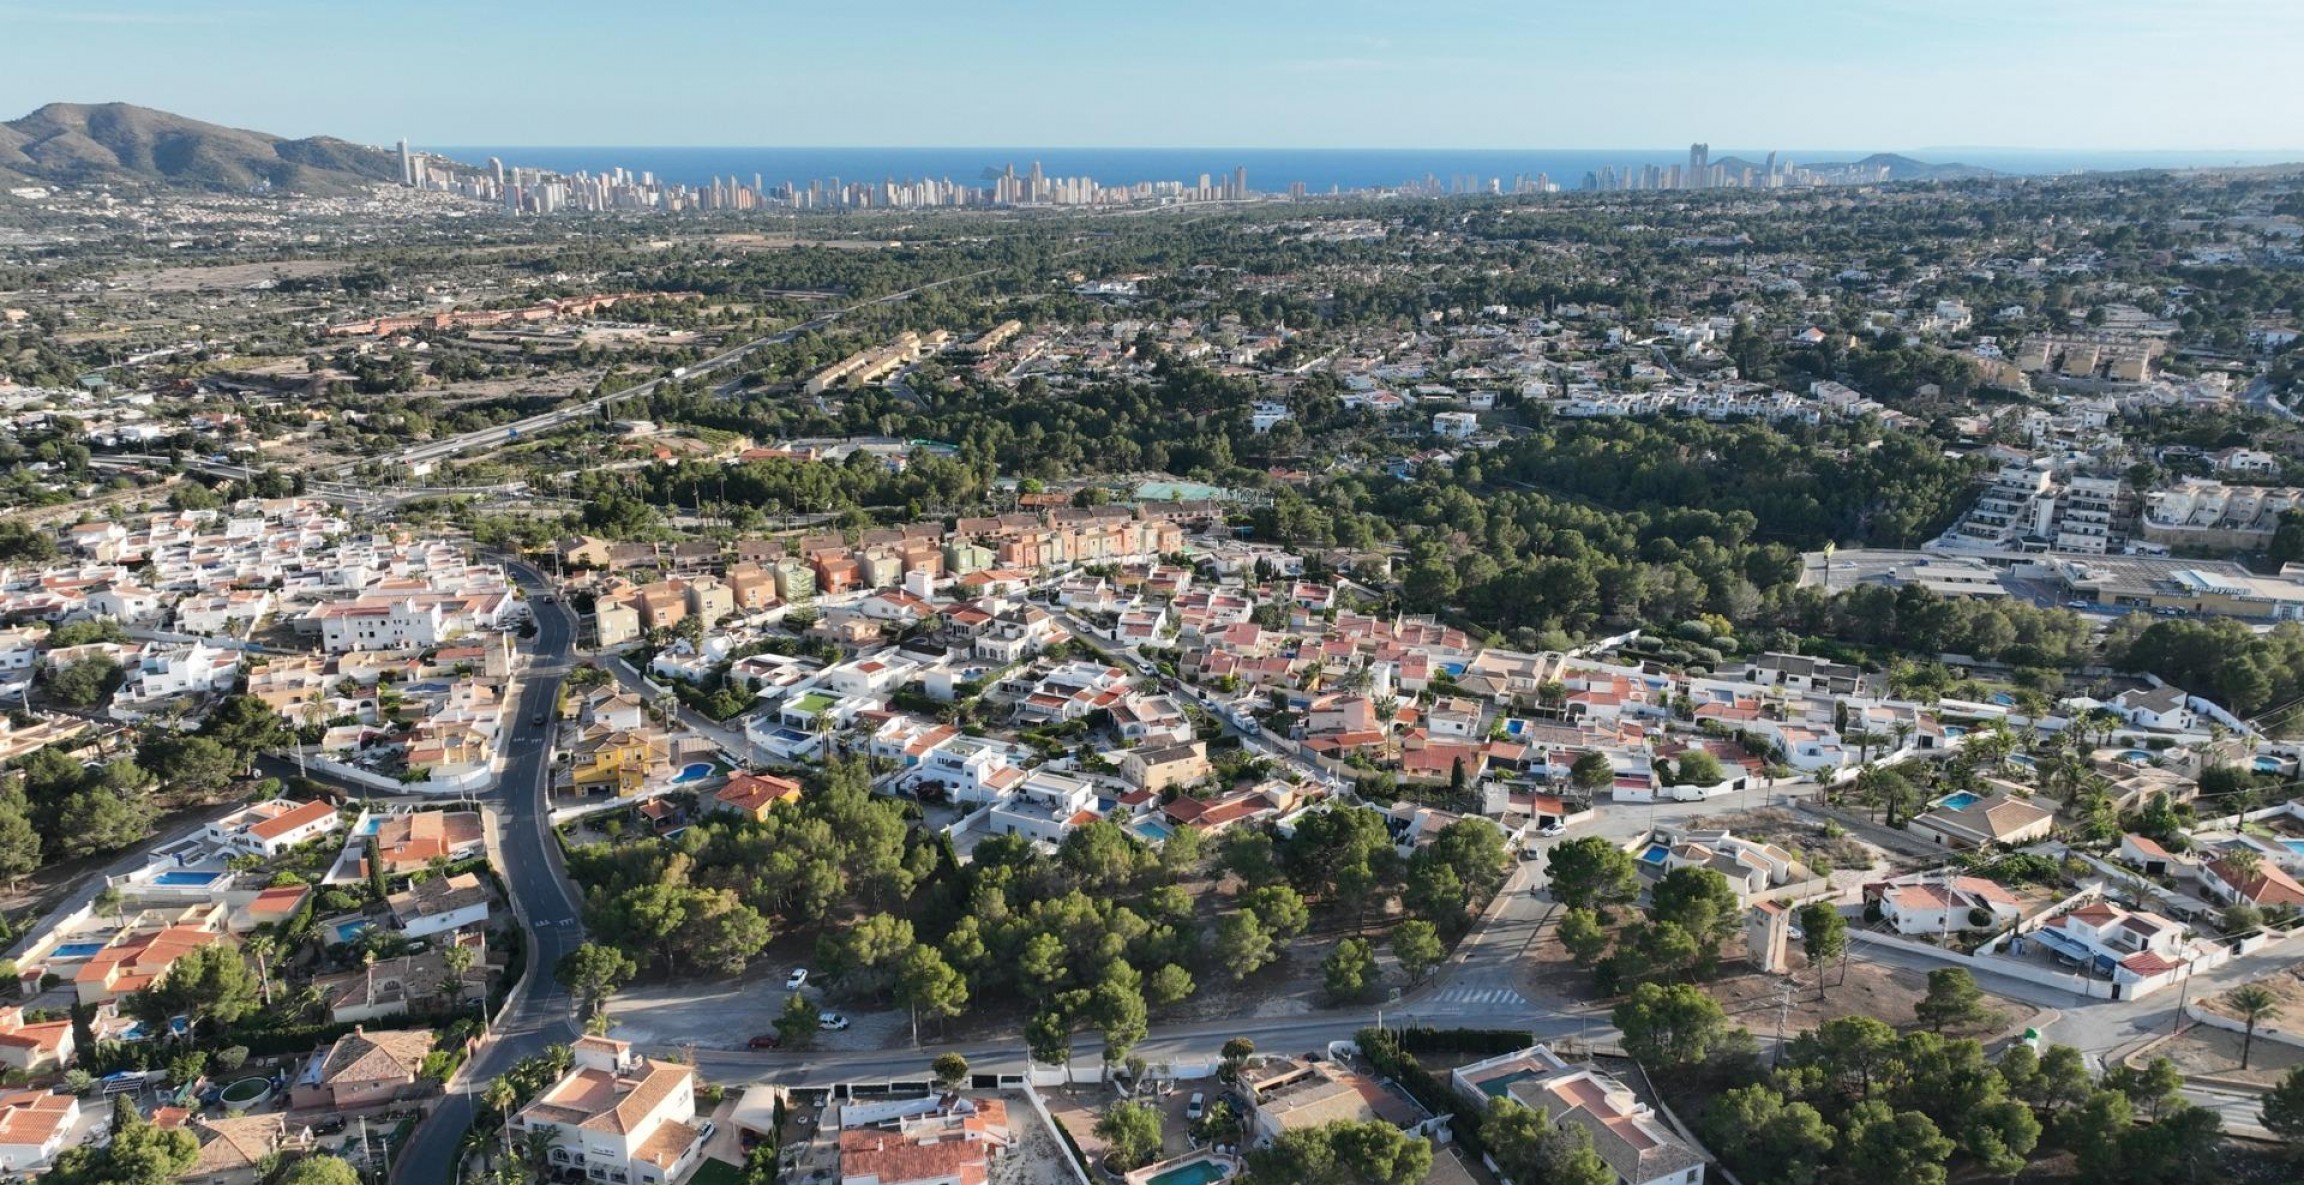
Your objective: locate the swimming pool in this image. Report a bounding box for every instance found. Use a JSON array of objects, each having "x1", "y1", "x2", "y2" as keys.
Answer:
[
  {"x1": 1639, "y1": 843, "x2": 1670, "y2": 864},
  {"x1": 2117, "y1": 749, "x2": 2155, "y2": 763},
  {"x1": 332, "y1": 920, "x2": 373, "y2": 944},
  {"x1": 354, "y1": 816, "x2": 385, "y2": 836},
  {"x1": 52, "y1": 942, "x2": 105, "y2": 959},
  {"x1": 2006, "y1": 754, "x2": 2037, "y2": 769},
  {"x1": 1143, "y1": 1157, "x2": 1231, "y2": 1185},
  {"x1": 153, "y1": 870, "x2": 222, "y2": 887},
  {"x1": 1943, "y1": 725, "x2": 1968, "y2": 738},
  {"x1": 2257, "y1": 757, "x2": 2285, "y2": 774},
  {"x1": 1990, "y1": 692, "x2": 2016, "y2": 706},
  {"x1": 671, "y1": 762, "x2": 715, "y2": 784},
  {"x1": 1130, "y1": 819, "x2": 1175, "y2": 843},
  {"x1": 1936, "y1": 791, "x2": 1982, "y2": 810}
]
